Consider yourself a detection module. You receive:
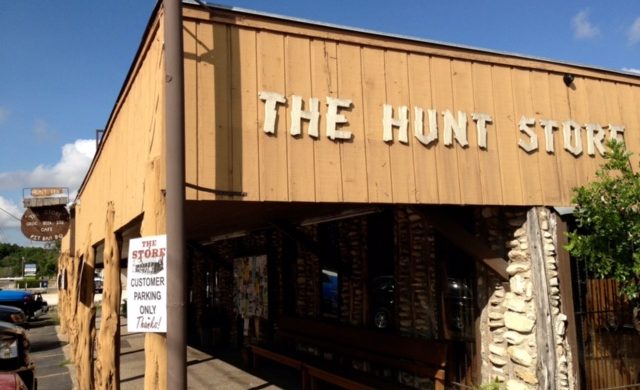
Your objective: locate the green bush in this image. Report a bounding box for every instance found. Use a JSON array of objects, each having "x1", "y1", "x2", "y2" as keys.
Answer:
[
  {"x1": 474, "y1": 379, "x2": 503, "y2": 390},
  {"x1": 567, "y1": 140, "x2": 640, "y2": 300},
  {"x1": 15, "y1": 277, "x2": 48, "y2": 289}
]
